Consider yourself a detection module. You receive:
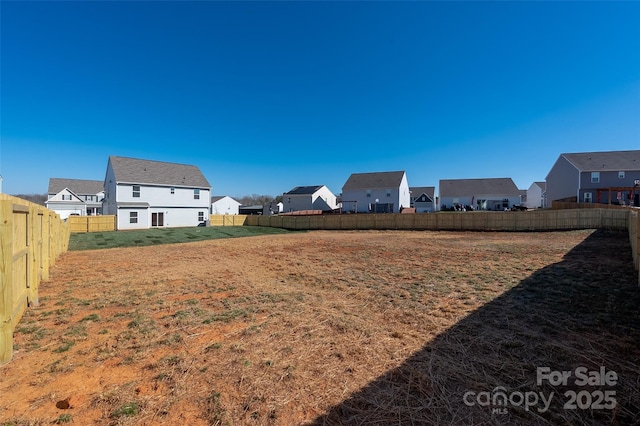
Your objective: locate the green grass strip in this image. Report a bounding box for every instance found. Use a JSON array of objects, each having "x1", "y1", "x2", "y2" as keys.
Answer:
[{"x1": 68, "y1": 226, "x2": 297, "y2": 251}]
